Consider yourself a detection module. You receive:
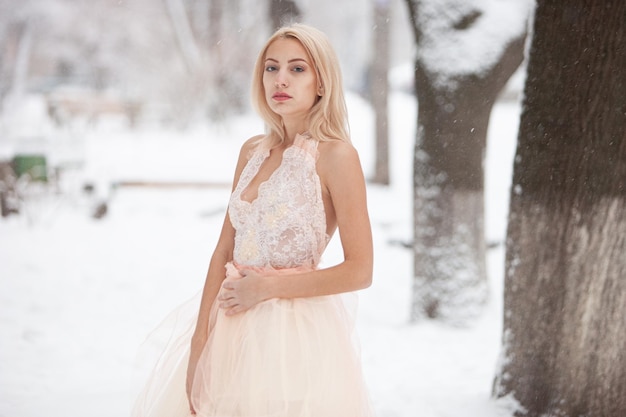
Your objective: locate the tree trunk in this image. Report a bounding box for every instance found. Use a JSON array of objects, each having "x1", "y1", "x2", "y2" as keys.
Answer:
[
  {"x1": 370, "y1": 0, "x2": 390, "y2": 185},
  {"x1": 164, "y1": 0, "x2": 201, "y2": 73},
  {"x1": 0, "y1": 19, "x2": 33, "y2": 116},
  {"x1": 405, "y1": 0, "x2": 527, "y2": 323},
  {"x1": 208, "y1": 0, "x2": 223, "y2": 46},
  {"x1": 493, "y1": 1, "x2": 626, "y2": 416},
  {"x1": 10, "y1": 19, "x2": 33, "y2": 99},
  {"x1": 269, "y1": 0, "x2": 301, "y2": 31}
]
